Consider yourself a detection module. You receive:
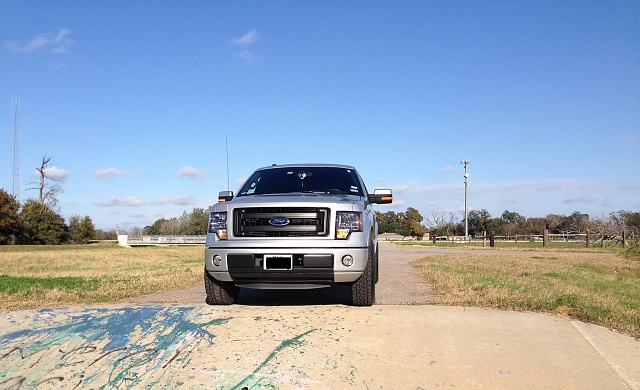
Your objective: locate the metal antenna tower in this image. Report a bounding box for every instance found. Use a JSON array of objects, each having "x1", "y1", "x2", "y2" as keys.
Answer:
[
  {"x1": 12, "y1": 98, "x2": 20, "y2": 200},
  {"x1": 460, "y1": 159, "x2": 470, "y2": 241}
]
